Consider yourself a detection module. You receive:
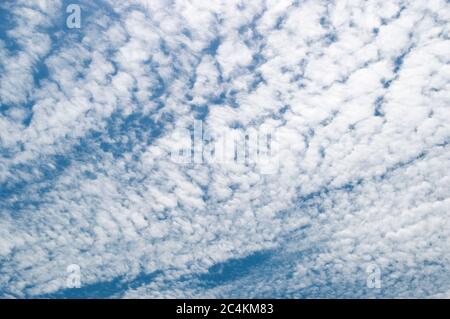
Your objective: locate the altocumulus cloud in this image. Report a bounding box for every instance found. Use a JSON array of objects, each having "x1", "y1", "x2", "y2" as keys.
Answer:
[{"x1": 0, "y1": 0, "x2": 449, "y2": 298}]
